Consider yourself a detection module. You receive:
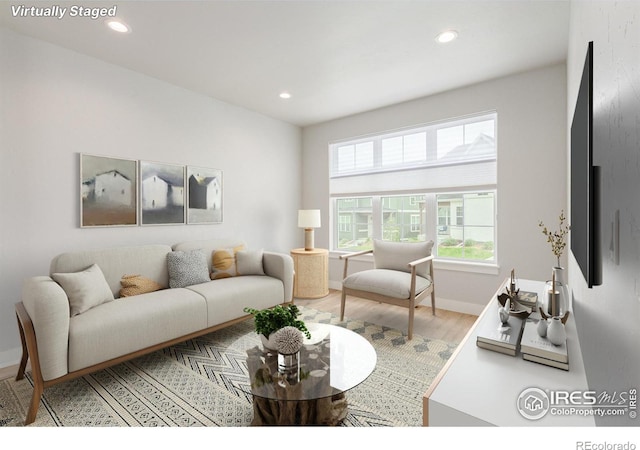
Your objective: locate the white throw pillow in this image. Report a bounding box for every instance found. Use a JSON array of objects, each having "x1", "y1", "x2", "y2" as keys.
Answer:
[
  {"x1": 52, "y1": 264, "x2": 114, "y2": 316},
  {"x1": 236, "y1": 249, "x2": 265, "y2": 276}
]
